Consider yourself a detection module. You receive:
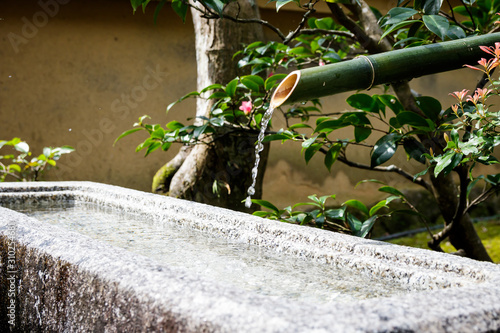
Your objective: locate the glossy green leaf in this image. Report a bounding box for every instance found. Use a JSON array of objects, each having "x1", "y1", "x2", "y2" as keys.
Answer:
[
  {"x1": 346, "y1": 93, "x2": 378, "y2": 113},
  {"x1": 252, "y1": 199, "x2": 279, "y2": 213},
  {"x1": 396, "y1": 111, "x2": 430, "y2": 128},
  {"x1": 14, "y1": 142, "x2": 29, "y2": 154},
  {"x1": 324, "y1": 144, "x2": 341, "y2": 171},
  {"x1": 343, "y1": 199, "x2": 369, "y2": 216},
  {"x1": 403, "y1": 137, "x2": 427, "y2": 164},
  {"x1": 381, "y1": 20, "x2": 420, "y2": 40},
  {"x1": 377, "y1": 95, "x2": 404, "y2": 115},
  {"x1": 446, "y1": 25, "x2": 466, "y2": 39},
  {"x1": 241, "y1": 75, "x2": 264, "y2": 91},
  {"x1": 371, "y1": 133, "x2": 402, "y2": 167},
  {"x1": 383, "y1": 7, "x2": 418, "y2": 26},
  {"x1": 416, "y1": 96, "x2": 441, "y2": 122},
  {"x1": 153, "y1": 0, "x2": 166, "y2": 24},
  {"x1": 423, "y1": 15, "x2": 449, "y2": 41},
  {"x1": 304, "y1": 143, "x2": 322, "y2": 164},
  {"x1": 7, "y1": 164, "x2": 21, "y2": 173},
  {"x1": 203, "y1": 0, "x2": 225, "y2": 16},
  {"x1": 355, "y1": 127, "x2": 372, "y2": 143},
  {"x1": 171, "y1": 0, "x2": 188, "y2": 22},
  {"x1": 358, "y1": 215, "x2": 378, "y2": 238},
  {"x1": 276, "y1": 0, "x2": 297, "y2": 12},
  {"x1": 378, "y1": 186, "x2": 405, "y2": 197},
  {"x1": 166, "y1": 120, "x2": 185, "y2": 130},
  {"x1": 265, "y1": 74, "x2": 287, "y2": 91},
  {"x1": 421, "y1": 0, "x2": 444, "y2": 14}
]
